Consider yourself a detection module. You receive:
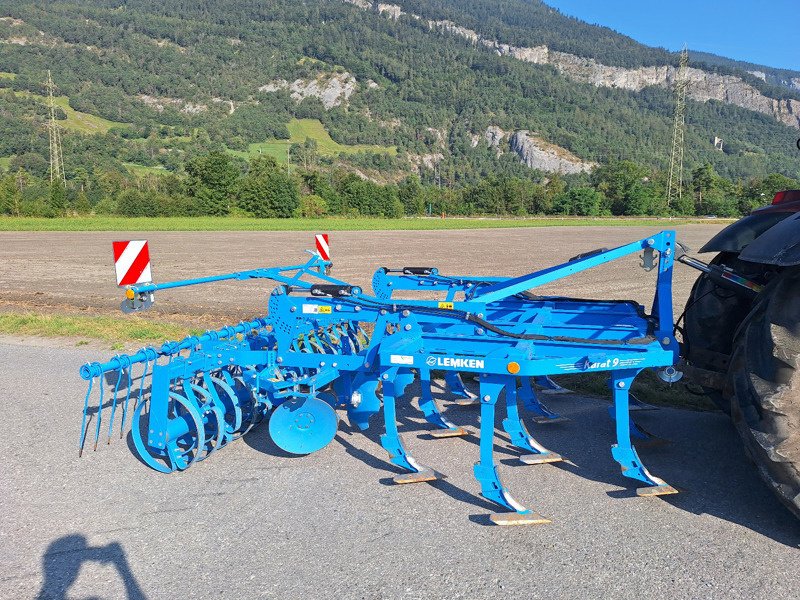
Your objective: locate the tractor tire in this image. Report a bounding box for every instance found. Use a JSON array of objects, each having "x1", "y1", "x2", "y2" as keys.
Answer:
[
  {"x1": 683, "y1": 252, "x2": 759, "y2": 413},
  {"x1": 729, "y1": 266, "x2": 800, "y2": 519}
]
